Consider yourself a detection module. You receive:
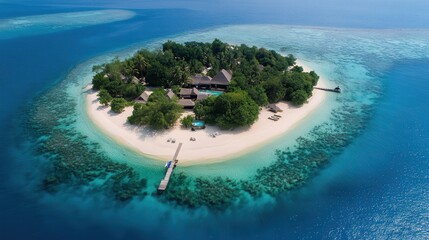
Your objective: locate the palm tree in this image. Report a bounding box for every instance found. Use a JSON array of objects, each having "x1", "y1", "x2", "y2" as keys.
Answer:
[
  {"x1": 171, "y1": 64, "x2": 190, "y2": 86},
  {"x1": 134, "y1": 54, "x2": 150, "y2": 78}
]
